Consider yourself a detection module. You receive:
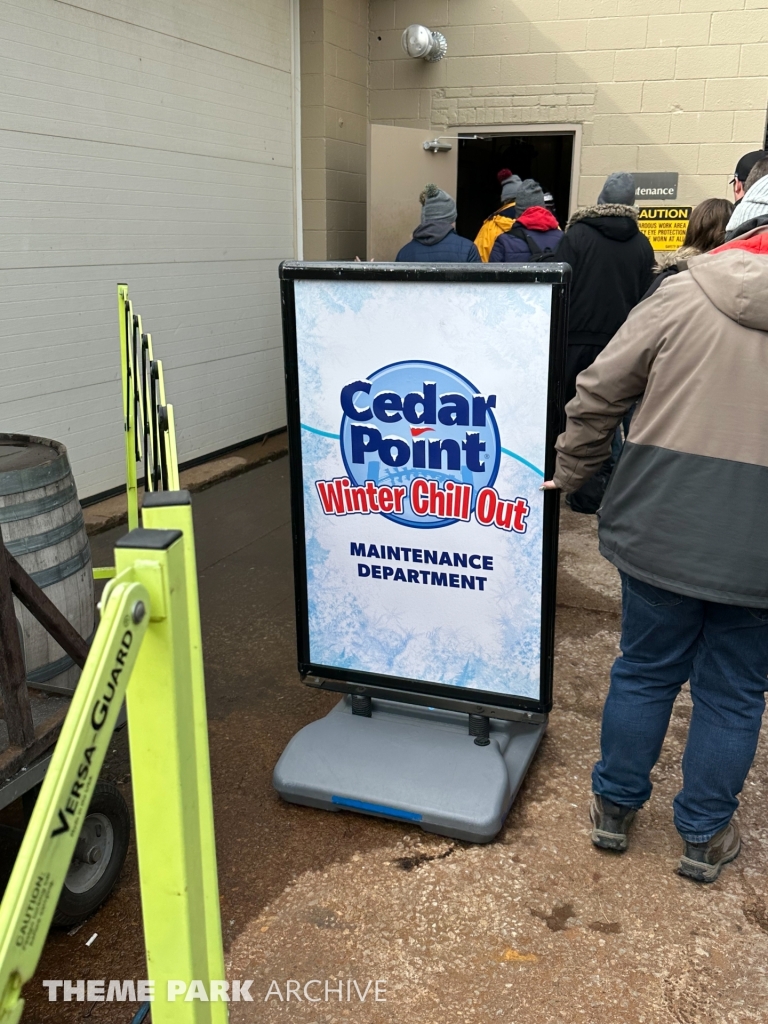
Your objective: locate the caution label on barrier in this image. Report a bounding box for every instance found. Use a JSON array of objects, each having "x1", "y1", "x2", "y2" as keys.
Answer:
[{"x1": 637, "y1": 207, "x2": 692, "y2": 251}]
